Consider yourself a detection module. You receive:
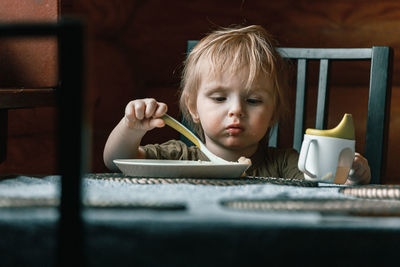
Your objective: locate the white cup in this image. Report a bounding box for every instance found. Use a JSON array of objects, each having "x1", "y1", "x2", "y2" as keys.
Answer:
[{"x1": 298, "y1": 134, "x2": 355, "y2": 184}]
